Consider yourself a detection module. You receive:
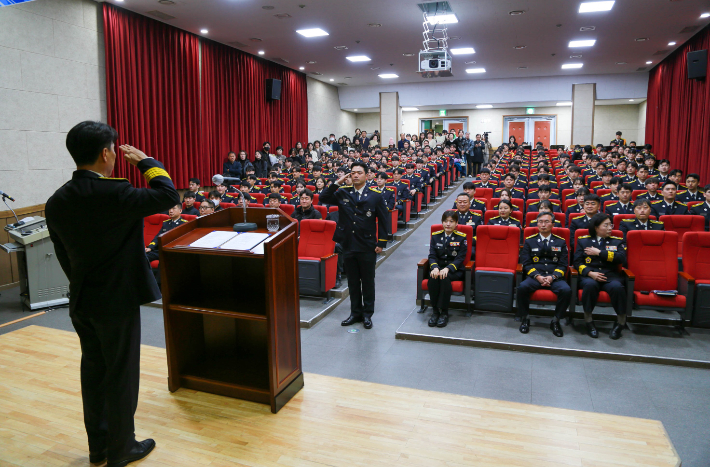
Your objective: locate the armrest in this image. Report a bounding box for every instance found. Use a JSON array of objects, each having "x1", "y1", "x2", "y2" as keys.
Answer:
[
  {"x1": 622, "y1": 268, "x2": 635, "y2": 280},
  {"x1": 569, "y1": 267, "x2": 578, "y2": 276},
  {"x1": 516, "y1": 264, "x2": 523, "y2": 274},
  {"x1": 679, "y1": 271, "x2": 695, "y2": 284},
  {"x1": 465, "y1": 260, "x2": 474, "y2": 271},
  {"x1": 321, "y1": 253, "x2": 338, "y2": 261},
  {"x1": 418, "y1": 259, "x2": 429, "y2": 268}
]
